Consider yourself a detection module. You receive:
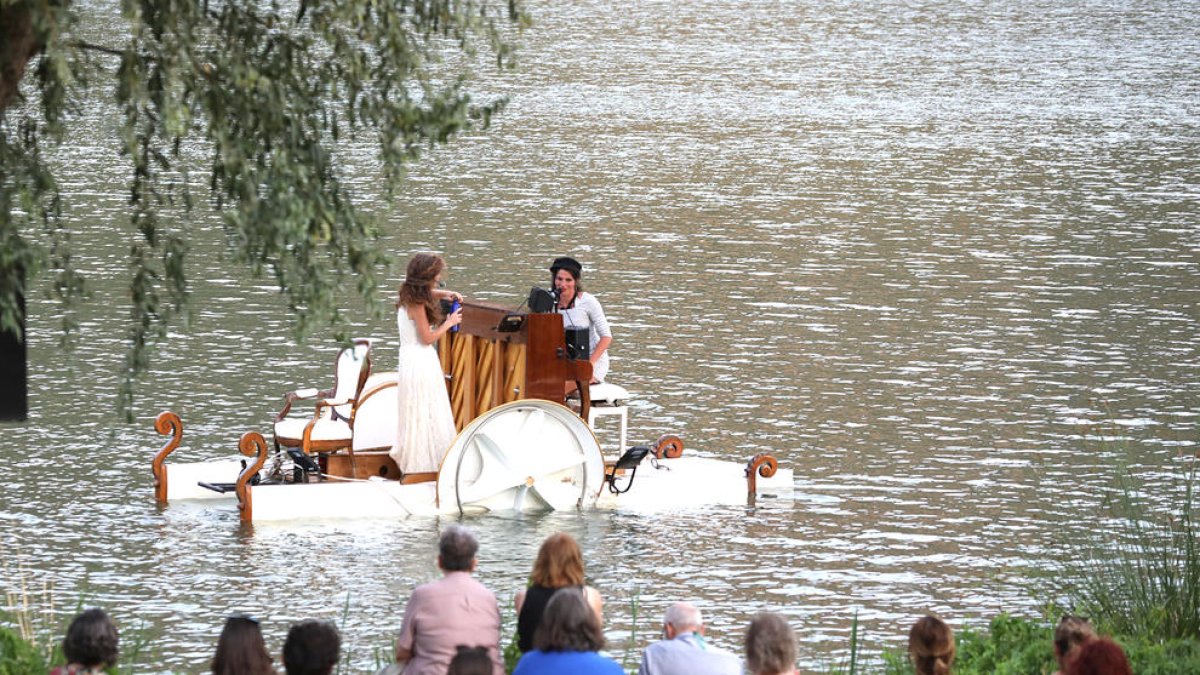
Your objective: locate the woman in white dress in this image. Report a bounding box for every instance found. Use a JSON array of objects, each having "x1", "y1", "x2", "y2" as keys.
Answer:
[{"x1": 390, "y1": 253, "x2": 463, "y2": 476}]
